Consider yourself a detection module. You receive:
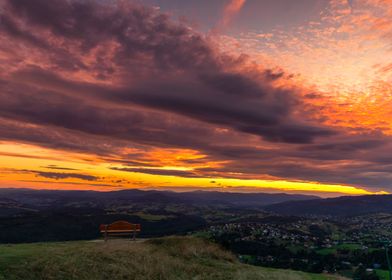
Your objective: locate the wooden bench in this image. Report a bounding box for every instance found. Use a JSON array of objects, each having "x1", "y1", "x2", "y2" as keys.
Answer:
[{"x1": 99, "y1": 221, "x2": 141, "y2": 241}]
